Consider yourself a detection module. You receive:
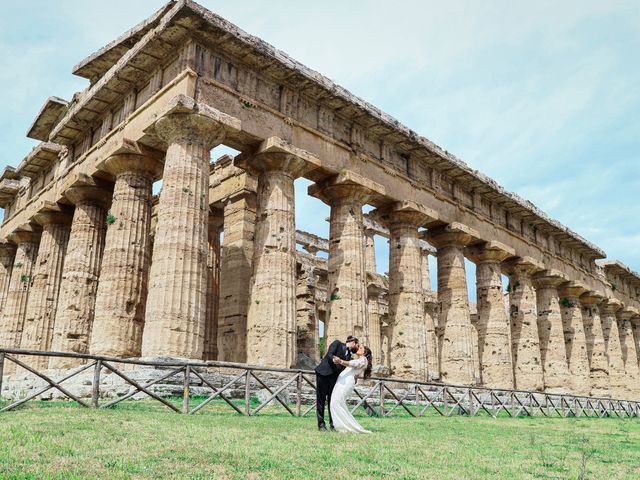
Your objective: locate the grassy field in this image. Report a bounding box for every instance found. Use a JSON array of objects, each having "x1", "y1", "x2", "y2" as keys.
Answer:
[{"x1": 0, "y1": 398, "x2": 639, "y2": 479}]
